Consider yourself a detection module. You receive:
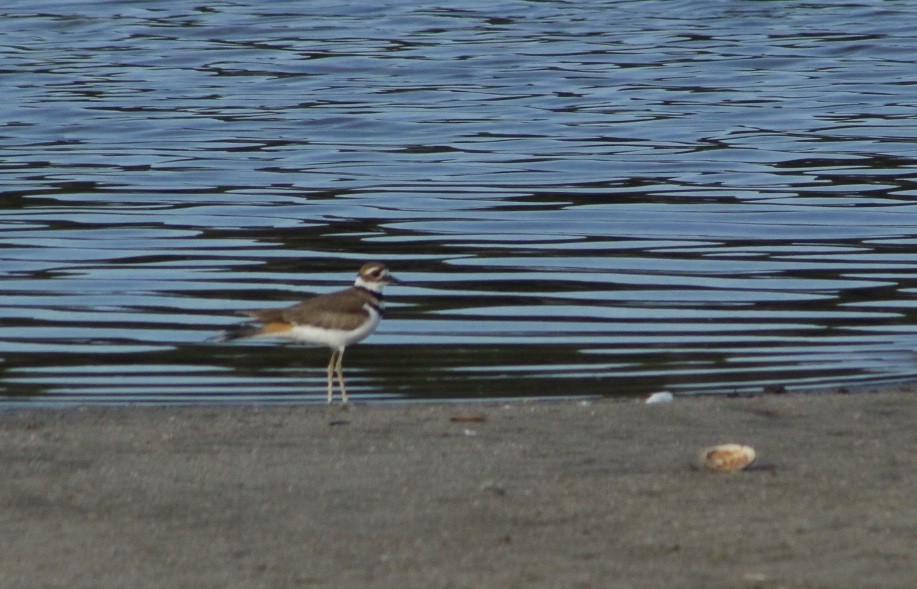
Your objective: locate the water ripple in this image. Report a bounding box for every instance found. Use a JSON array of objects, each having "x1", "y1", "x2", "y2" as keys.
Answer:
[{"x1": 3, "y1": 1, "x2": 917, "y2": 404}]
